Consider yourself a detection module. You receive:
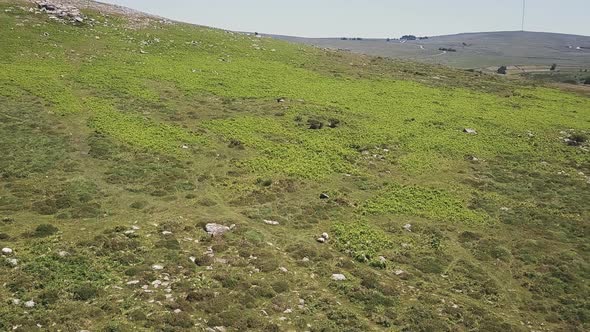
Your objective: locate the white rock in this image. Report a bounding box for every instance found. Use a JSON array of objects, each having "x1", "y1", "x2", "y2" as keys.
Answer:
[
  {"x1": 316, "y1": 237, "x2": 326, "y2": 243},
  {"x1": 205, "y1": 223, "x2": 231, "y2": 236},
  {"x1": 331, "y1": 274, "x2": 346, "y2": 281},
  {"x1": 7, "y1": 258, "x2": 18, "y2": 266},
  {"x1": 132, "y1": 225, "x2": 140, "y2": 230},
  {"x1": 173, "y1": 309, "x2": 182, "y2": 314},
  {"x1": 12, "y1": 299, "x2": 20, "y2": 305},
  {"x1": 279, "y1": 267, "x2": 288, "y2": 273},
  {"x1": 152, "y1": 264, "x2": 164, "y2": 270},
  {"x1": 58, "y1": 250, "x2": 69, "y2": 257},
  {"x1": 283, "y1": 308, "x2": 292, "y2": 314},
  {"x1": 2, "y1": 247, "x2": 13, "y2": 255},
  {"x1": 394, "y1": 269, "x2": 406, "y2": 276},
  {"x1": 162, "y1": 231, "x2": 173, "y2": 235},
  {"x1": 463, "y1": 128, "x2": 477, "y2": 135},
  {"x1": 321, "y1": 232, "x2": 329, "y2": 240},
  {"x1": 302, "y1": 257, "x2": 310, "y2": 262},
  {"x1": 126, "y1": 280, "x2": 140, "y2": 285},
  {"x1": 403, "y1": 224, "x2": 412, "y2": 232},
  {"x1": 263, "y1": 219, "x2": 279, "y2": 225},
  {"x1": 24, "y1": 300, "x2": 35, "y2": 308}
]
